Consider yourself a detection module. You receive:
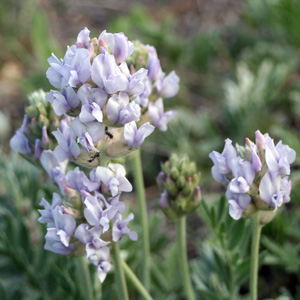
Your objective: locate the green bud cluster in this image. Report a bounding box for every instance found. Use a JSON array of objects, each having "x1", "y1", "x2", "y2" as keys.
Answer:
[
  {"x1": 126, "y1": 41, "x2": 148, "y2": 71},
  {"x1": 24, "y1": 90, "x2": 59, "y2": 144},
  {"x1": 157, "y1": 154, "x2": 201, "y2": 220}
]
